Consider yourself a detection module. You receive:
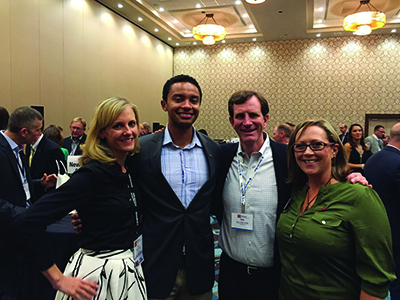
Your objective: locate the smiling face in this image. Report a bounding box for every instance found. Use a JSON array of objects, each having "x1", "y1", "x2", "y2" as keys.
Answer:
[
  {"x1": 161, "y1": 82, "x2": 200, "y2": 130},
  {"x1": 350, "y1": 125, "x2": 363, "y2": 141},
  {"x1": 294, "y1": 125, "x2": 338, "y2": 181},
  {"x1": 99, "y1": 107, "x2": 138, "y2": 164},
  {"x1": 229, "y1": 95, "x2": 269, "y2": 154}
]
